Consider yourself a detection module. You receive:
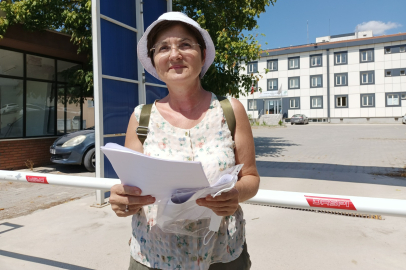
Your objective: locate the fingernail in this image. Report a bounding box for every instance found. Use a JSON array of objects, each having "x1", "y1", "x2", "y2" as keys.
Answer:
[
  {"x1": 148, "y1": 197, "x2": 155, "y2": 203},
  {"x1": 134, "y1": 190, "x2": 141, "y2": 196}
]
